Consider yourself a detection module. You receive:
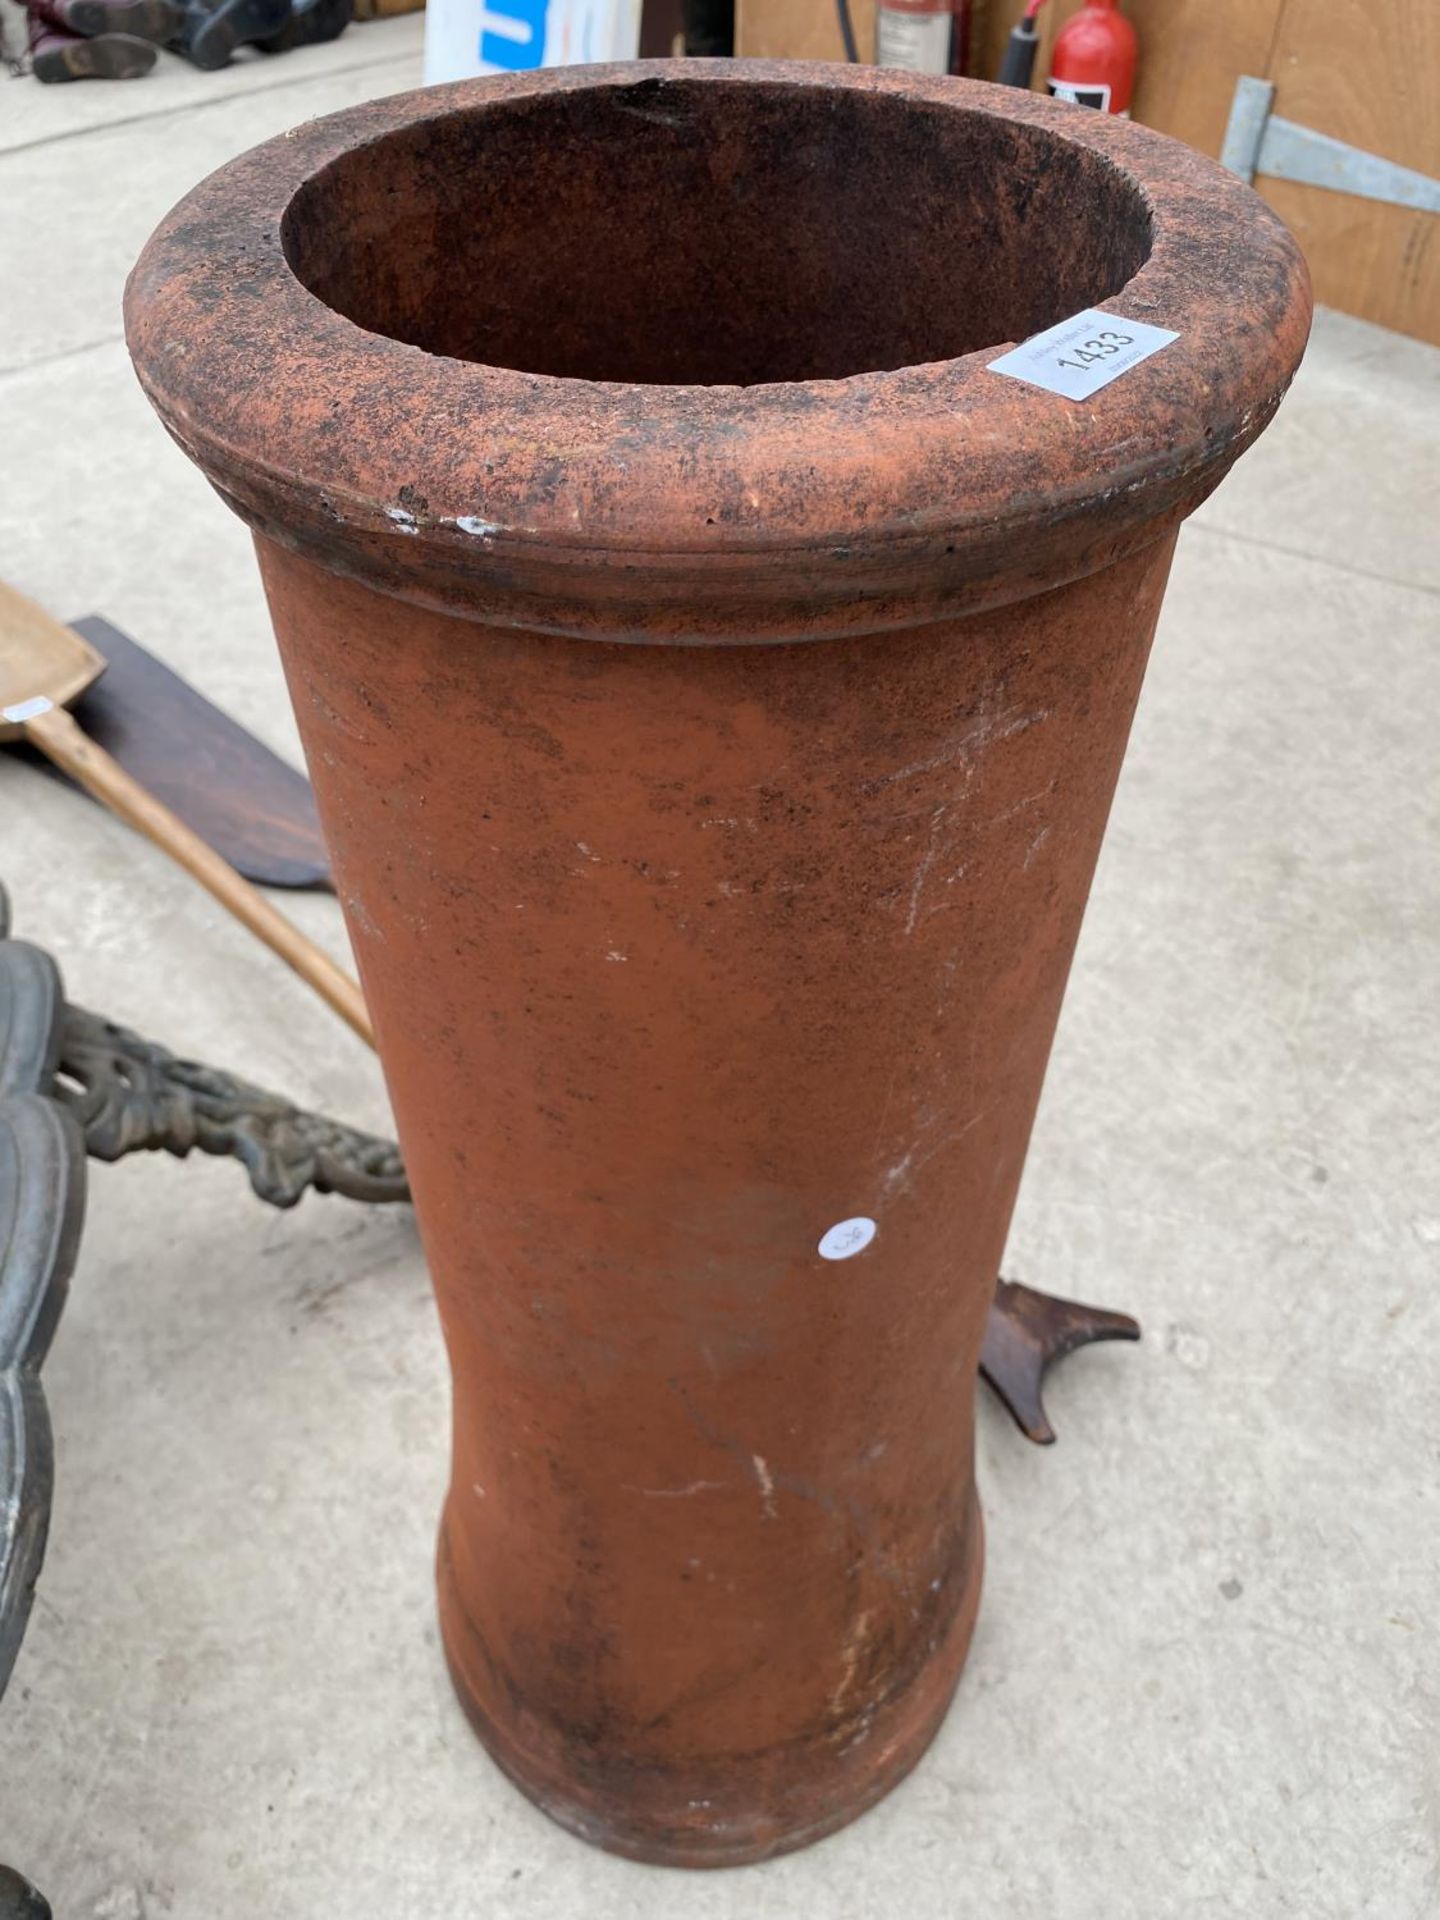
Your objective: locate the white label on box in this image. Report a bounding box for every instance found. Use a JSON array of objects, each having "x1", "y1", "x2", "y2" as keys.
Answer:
[
  {"x1": 987, "y1": 309, "x2": 1178, "y2": 403},
  {"x1": 1048, "y1": 79, "x2": 1113, "y2": 112}
]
